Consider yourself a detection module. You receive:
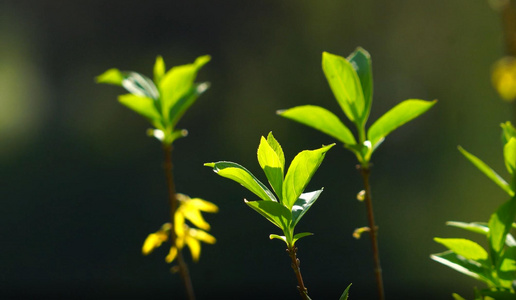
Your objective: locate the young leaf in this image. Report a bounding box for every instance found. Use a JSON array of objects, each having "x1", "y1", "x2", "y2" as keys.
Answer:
[
  {"x1": 488, "y1": 197, "x2": 516, "y2": 262},
  {"x1": 452, "y1": 293, "x2": 466, "y2": 300},
  {"x1": 277, "y1": 105, "x2": 356, "y2": 145},
  {"x1": 154, "y1": 55, "x2": 166, "y2": 84},
  {"x1": 431, "y1": 251, "x2": 494, "y2": 285},
  {"x1": 347, "y1": 47, "x2": 372, "y2": 123},
  {"x1": 257, "y1": 135, "x2": 284, "y2": 198},
  {"x1": 434, "y1": 238, "x2": 489, "y2": 261},
  {"x1": 367, "y1": 99, "x2": 436, "y2": 151},
  {"x1": 205, "y1": 161, "x2": 277, "y2": 201},
  {"x1": 458, "y1": 146, "x2": 514, "y2": 196},
  {"x1": 322, "y1": 51, "x2": 365, "y2": 125},
  {"x1": 503, "y1": 138, "x2": 516, "y2": 175},
  {"x1": 269, "y1": 234, "x2": 288, "y2": 244},
  {"x1": 283, "y1": 144, "x2": 335, "y2": 209},
  {"x1": 96, "y1": 68, "x2": 124, "y2": 86},
  {"x1": 292, "y1": 232, "x2": 313, "y2": 245},
  {"x1": 266, "y1": 132, "x2": 285, "y2": 169},
  {"x1": 446, "y1": 221, "x2": 489, "y2": 235},
  {"x1": 339, "y1": 283, "x2": 352, "y2": 300},
  {"x1": 160, "y1": 55, "x2": 210, "y2": 121},
  {"x1": 245, "y1": 200, "x2": 291, "y2": 230},
  {"x1": 118, "y1": 94, "x2": 161, "y2": 122},
  {"x1": 501, "y1": 121, "x2": 516, "y2": 145},
  {"x1": 499, "y1": 246, "x2": 516, "y2": 280},
  {"x1": 122, "y1": 72, "x2": 159, "y2": 100},
  {"x1": 291, "y1": 189, "x2": 323, "y2": 229},
  {"x1": 169, "y1": 82, "x2": 210, "y2": 128}
]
